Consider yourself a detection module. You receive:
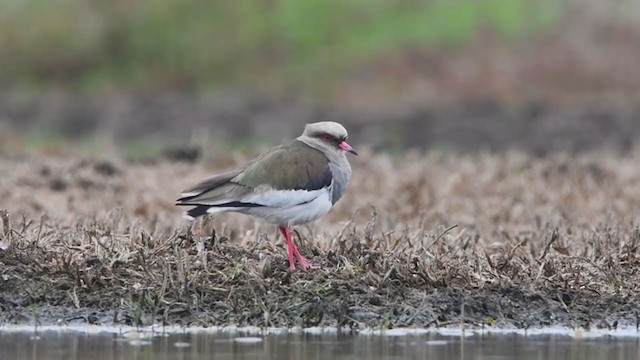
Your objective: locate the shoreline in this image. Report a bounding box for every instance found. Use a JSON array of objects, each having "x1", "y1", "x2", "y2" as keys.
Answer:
[{"x1": 1, "y1": 323, "x2": 640, "y2": 339}]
